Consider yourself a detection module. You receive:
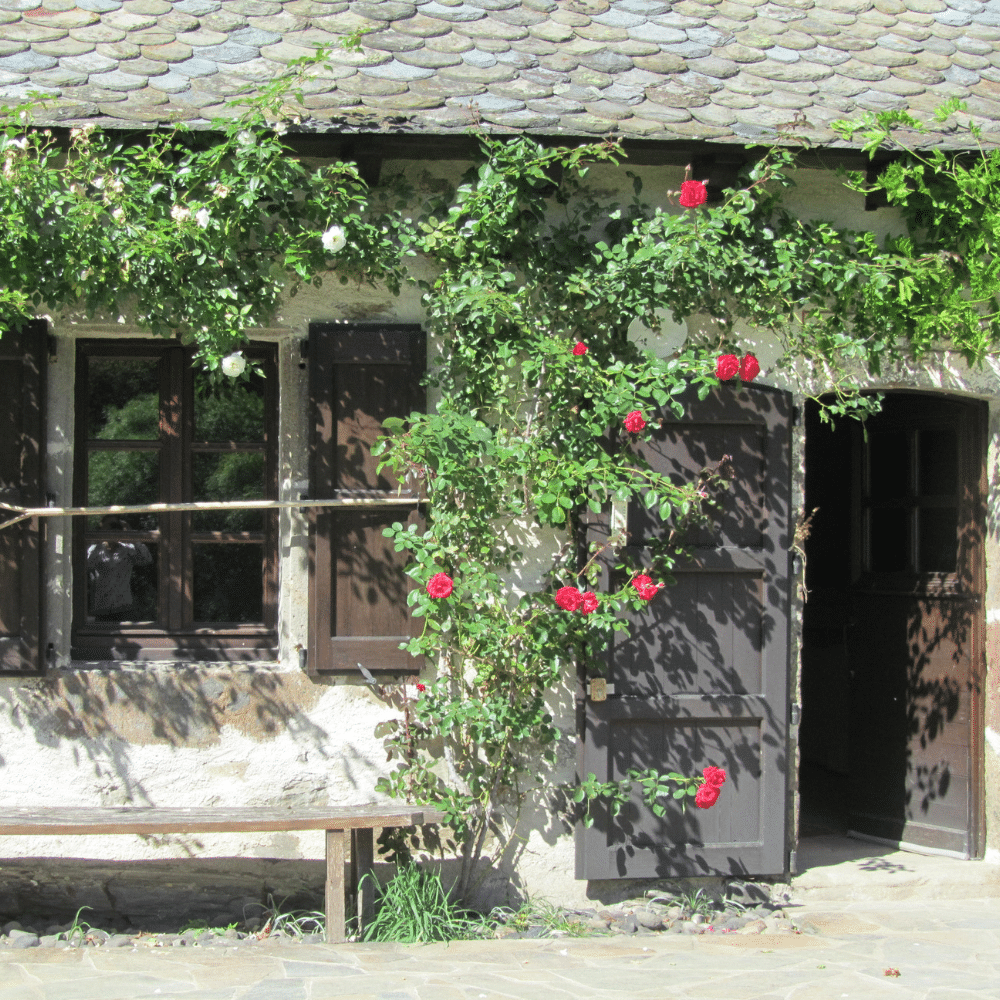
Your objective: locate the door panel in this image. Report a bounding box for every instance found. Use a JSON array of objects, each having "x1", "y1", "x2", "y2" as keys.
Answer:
[
  {"x1": 846, "y1": 394, "x2": 985, "y2": 857},
  {"x1": 577, "y1": 383, "x2": 792, "y2": 879}
]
